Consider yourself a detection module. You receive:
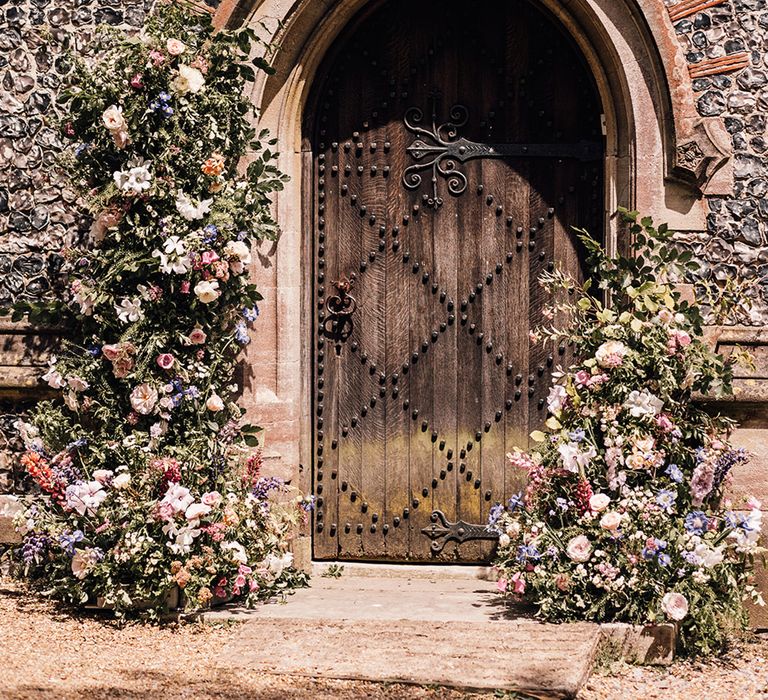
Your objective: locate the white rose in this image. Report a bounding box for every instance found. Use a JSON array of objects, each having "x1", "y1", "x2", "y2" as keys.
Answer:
[
  {"x1": 595, "y1": 340, "x2": 629, "y2": 367},
  {"x1": 589, "y1": 493, "x2": 611, "y2": 512},
  {"x1": 206, "y1": 393, "x2": 225, "y2": 412},
  {"x1": 166, "y1": 38, "x2": 186, "y2": 55},
  {"x1": 566, "y1": 534, "x2": 592, "y2": 562},
  {"x1": 112, "y1": 473, "x2": 131, "y2": 489},
  {"x1": 661, "y1": 591, "x2": 689, "y2": 621},
  {"x1": 498, "y1": 533, "x2": 511, "y2": 548},
  {"x1": 172, "y1": 64, "x2": 205, "y2": 94},
  {"x1": 600, "y1": 511, "x2": 623, "y2": 531},
  {"x1": 194, "y1": 280, "x2": 221, "y2": 304},
  {"x1": 130, "y1": 383, "x2": 158, "y2": 415},
  {"x1": 102, "y1": 104, "x2": 126, "y2": 132},
  {"x1": 224, "y1": 240, "x2": 252, "y2": 264}
]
